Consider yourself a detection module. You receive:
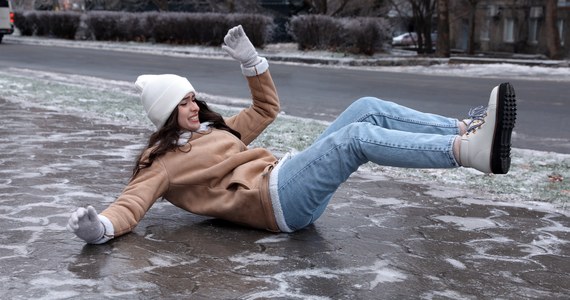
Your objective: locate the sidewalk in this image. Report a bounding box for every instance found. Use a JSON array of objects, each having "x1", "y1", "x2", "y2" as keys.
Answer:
[{"x1": 1, "y1": 92, "x2": 569, "y2": 299}]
